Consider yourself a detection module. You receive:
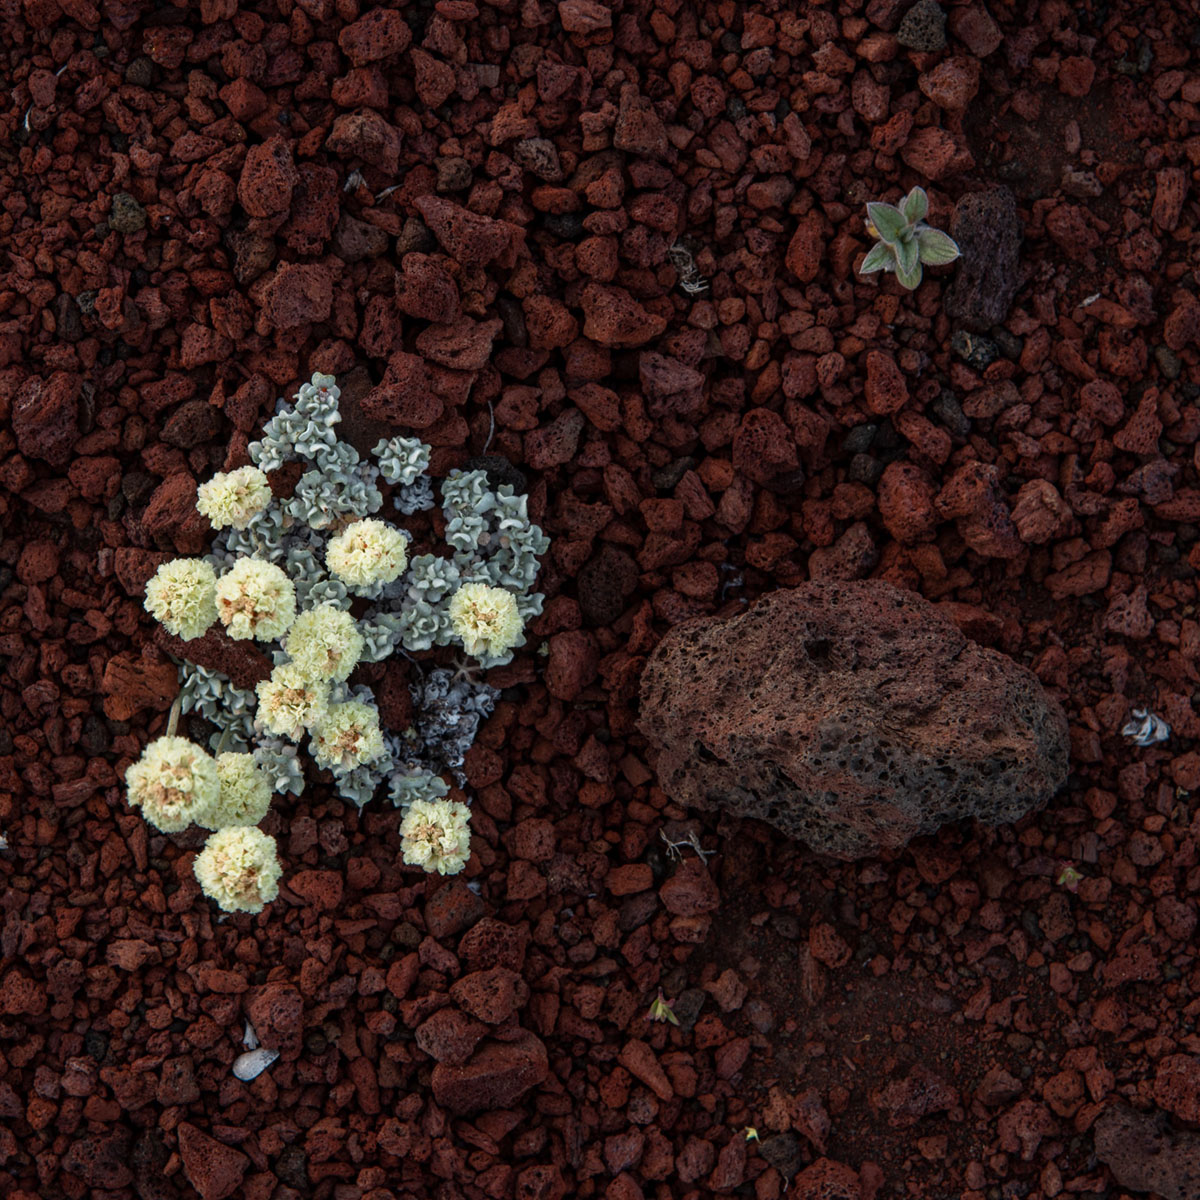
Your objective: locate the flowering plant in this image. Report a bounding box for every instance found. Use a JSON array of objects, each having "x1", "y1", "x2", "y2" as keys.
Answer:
[{"x1": 125, "y1": 372, "x2": 550, "y2": 910}]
